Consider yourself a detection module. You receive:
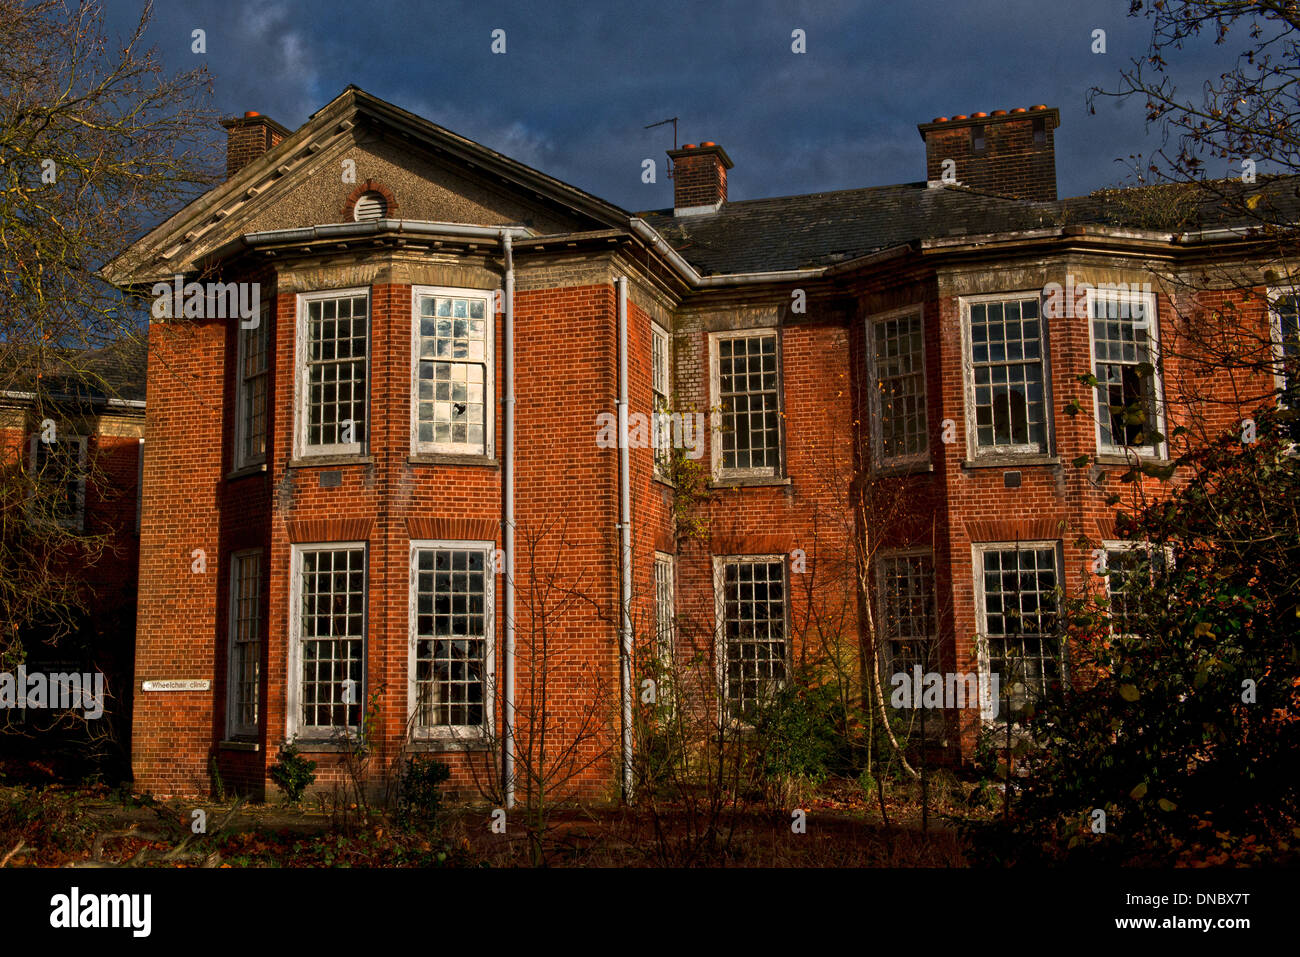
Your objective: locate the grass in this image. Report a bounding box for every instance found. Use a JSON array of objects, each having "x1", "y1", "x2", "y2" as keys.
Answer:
[{"x1": 0, "y1": 771, "x2": 992, "y2": 868}]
